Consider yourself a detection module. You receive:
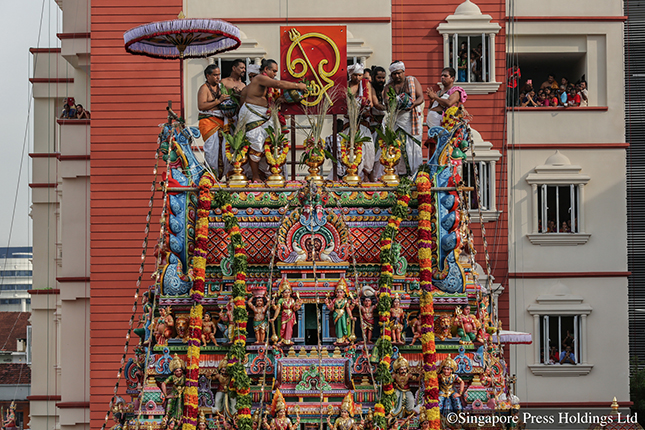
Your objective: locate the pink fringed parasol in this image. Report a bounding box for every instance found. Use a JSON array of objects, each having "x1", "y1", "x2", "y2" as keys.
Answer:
[{"x1": 124, "y1": 17, "x2": 241, "y2": 117}]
